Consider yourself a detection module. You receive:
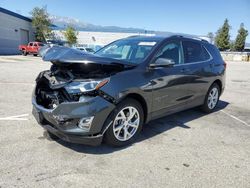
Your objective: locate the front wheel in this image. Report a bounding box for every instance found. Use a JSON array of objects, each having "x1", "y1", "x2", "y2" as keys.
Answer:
[
  {"x1": 22, "y1": 51, "x2": 27, "y2": 56},
  {"x1": 104, "y1": 98, "x2": 144, "y2": 147},
  {"x1": 201, "y1": 83, "x2": 220, "y2": 113}
]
